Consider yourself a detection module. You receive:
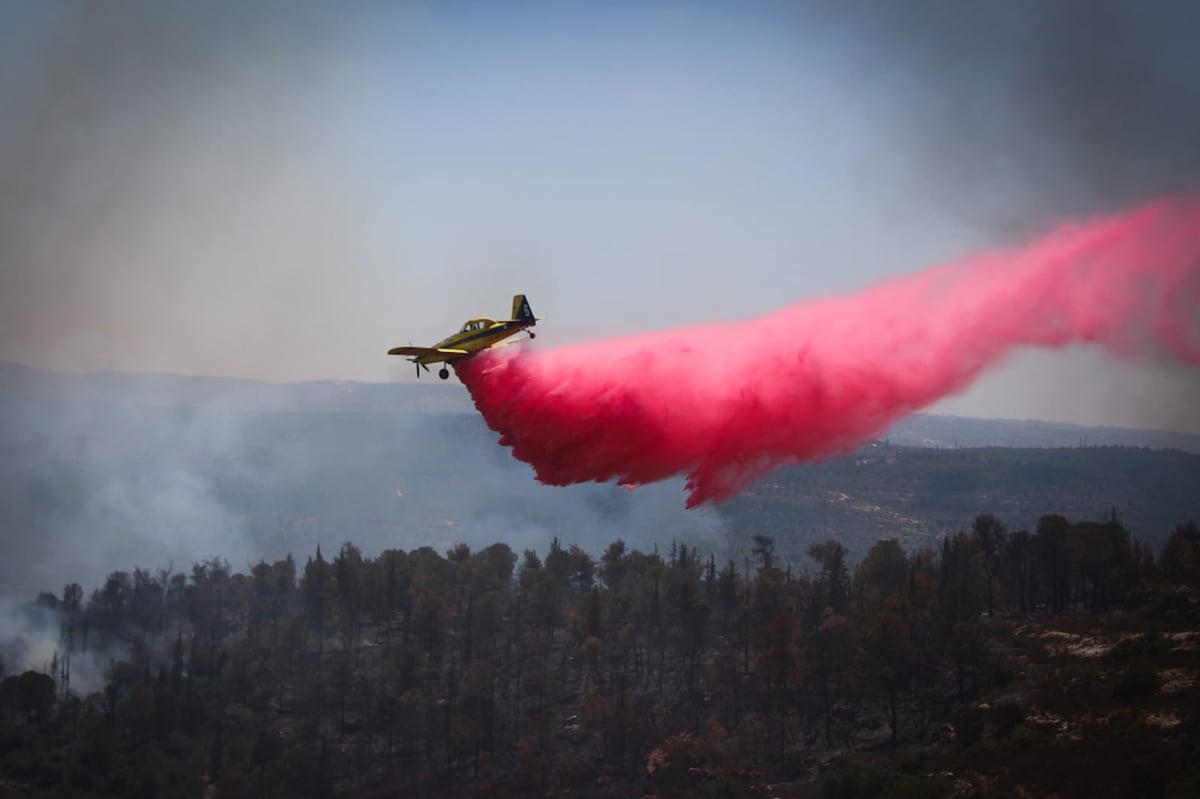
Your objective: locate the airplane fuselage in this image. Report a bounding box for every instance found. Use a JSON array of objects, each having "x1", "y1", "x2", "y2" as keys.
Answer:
[{"x1": 413, "y1": 318, "x2": 535, "y2": 365}]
